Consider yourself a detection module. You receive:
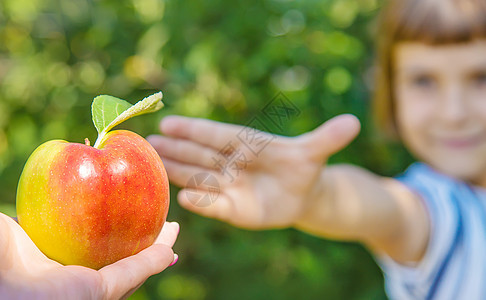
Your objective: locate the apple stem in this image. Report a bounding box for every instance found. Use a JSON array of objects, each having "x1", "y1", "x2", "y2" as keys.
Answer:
[
  {"x1": 85, "y1": 138, "x2": 90, "y2": 146},
  {"x1": 93, "y1": 131, "x2": 106, "y2": 149}
]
